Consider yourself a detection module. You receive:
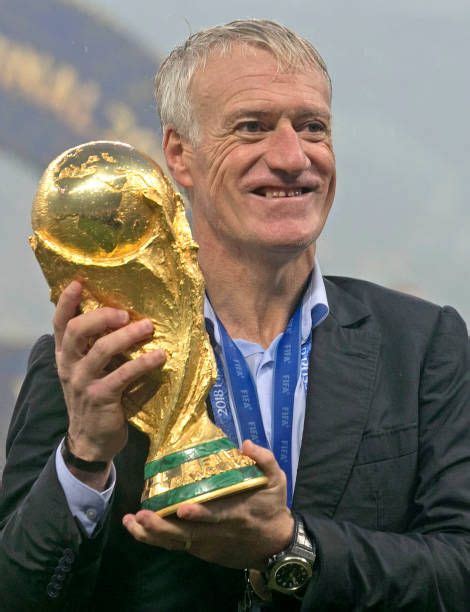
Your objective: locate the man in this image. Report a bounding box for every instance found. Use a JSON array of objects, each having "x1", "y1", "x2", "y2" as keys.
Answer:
[{"x1": 1, "y1": 19, "x2": 469, "y2": 611}]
